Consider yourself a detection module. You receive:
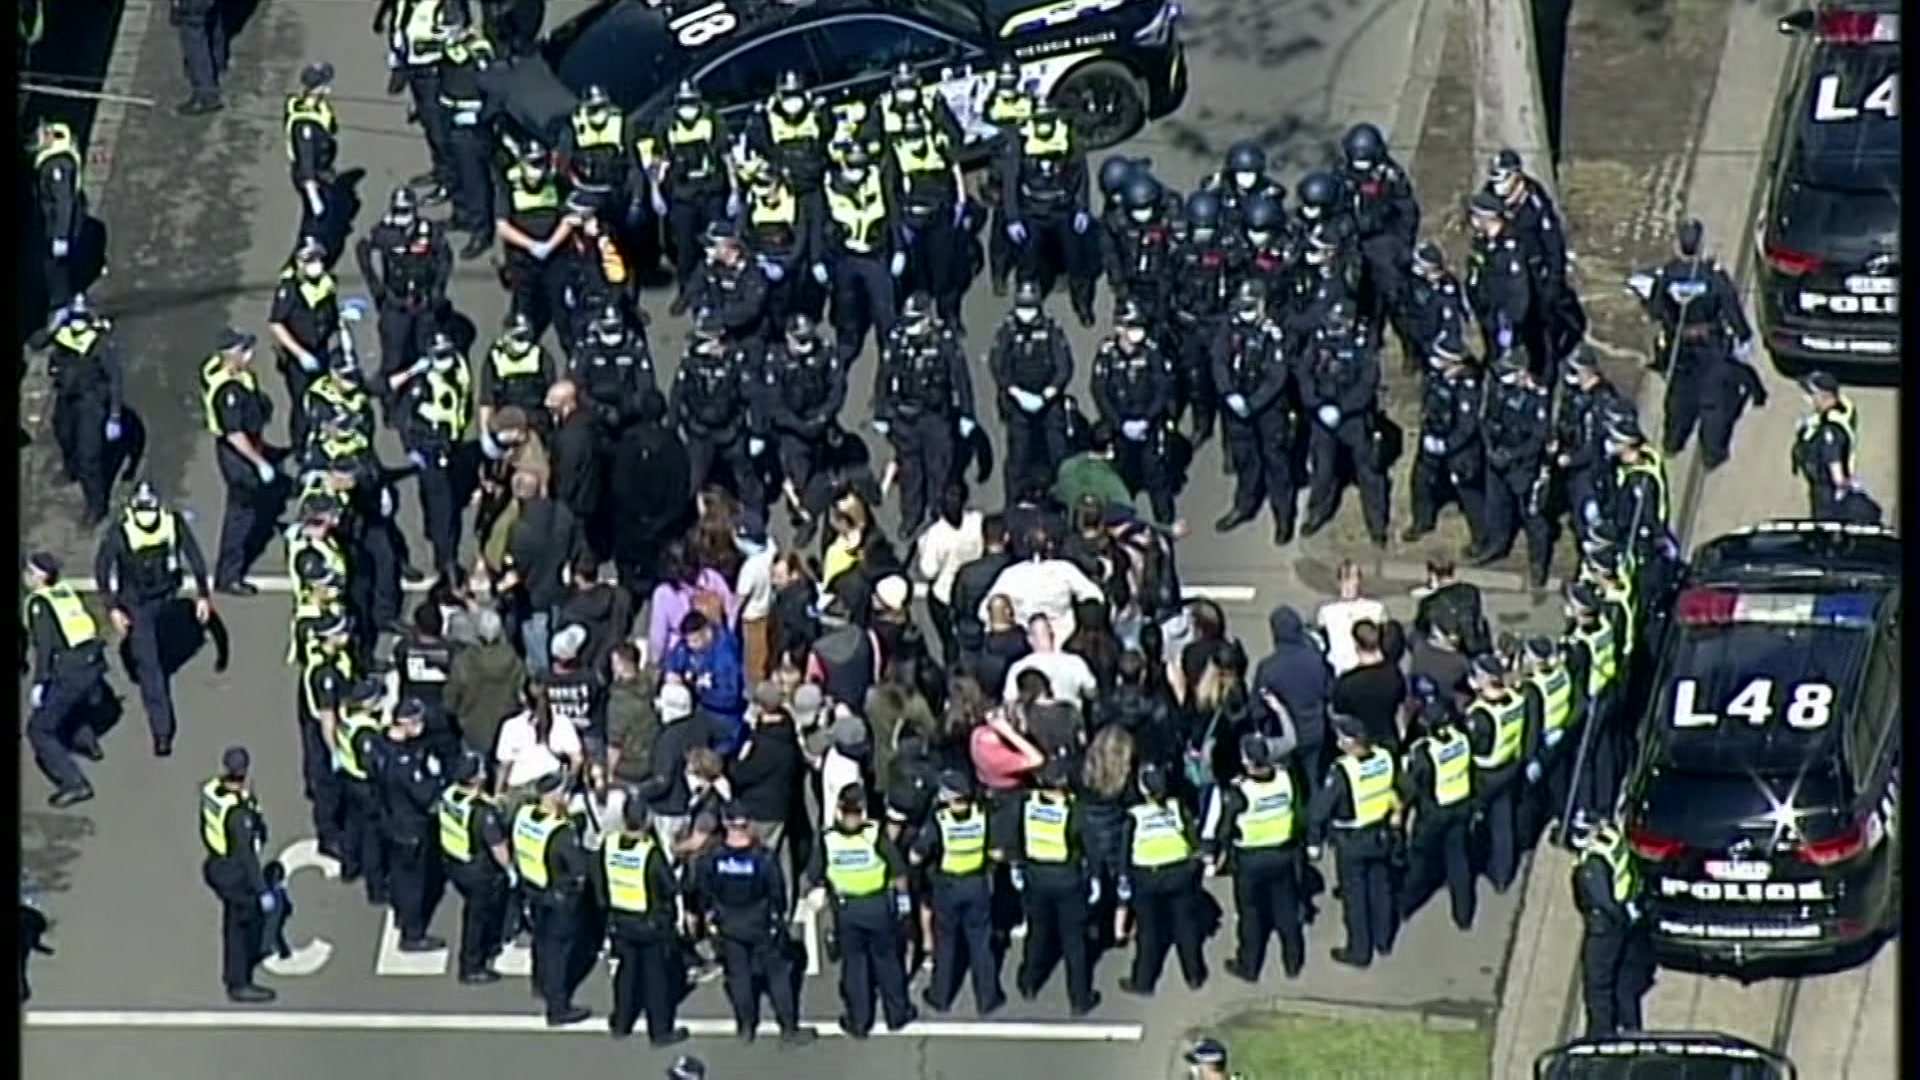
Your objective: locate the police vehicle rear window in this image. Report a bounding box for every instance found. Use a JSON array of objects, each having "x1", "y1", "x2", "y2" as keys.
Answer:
[
  {"x1": 549, "y1": 1, "x2": 686, "y2": 111},
  {"x1": 1793, "y1": 47, "x2": 1900, "y2": 190}
]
